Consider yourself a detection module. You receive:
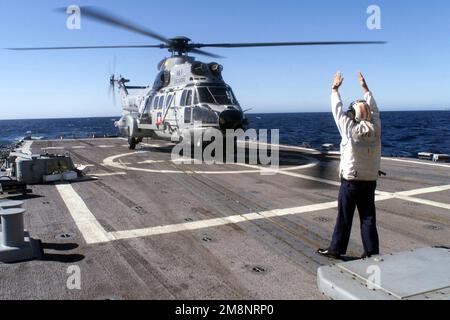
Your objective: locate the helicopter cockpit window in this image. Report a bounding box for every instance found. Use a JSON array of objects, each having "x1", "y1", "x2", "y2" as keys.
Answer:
[
  {"x1": 158, "y1": 96, "x2": 165, "y2": 109},
  {"x1": 197, "y1": 87, "x2": 237, "y2": 105},
  {"x1": 185, "y1": 90, "x2": 193, "y2": 106},
  {"x1": 209, "y1": 87, "x2": 235, "y2": 105},
  {"x1": 180, "y1": 90, "x2": 193, "y2": 106},
  {"x1": 194, "y1": 91, "x2": 199, "y2": 105},
  {"x1": 180, "y1": 90, "x2": 188, "y2": 106},
  {"x1": 197, "y1": 87, "x2": 215, "y2": 104}
]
